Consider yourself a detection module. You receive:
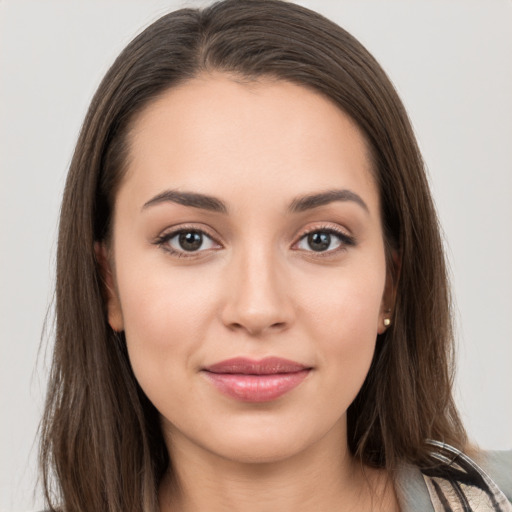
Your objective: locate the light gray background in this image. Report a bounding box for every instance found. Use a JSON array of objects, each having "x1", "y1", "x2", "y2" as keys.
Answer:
[{"x1": 1, "y1": 1, "x2": 511, "y2": 510}]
